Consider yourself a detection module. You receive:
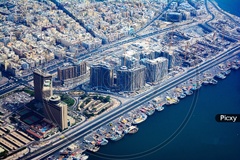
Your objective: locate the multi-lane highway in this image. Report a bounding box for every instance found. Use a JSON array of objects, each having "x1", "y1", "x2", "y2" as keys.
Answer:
[
  {"x1": 1, "y1": 1, "x2": 237, "y2": 159},
  {"x1": 21, "y1": 44, "x2": 240, "y2": 160},
  {"x1": 0, "y1": 19, "x2": 197, "y2": 97}
]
